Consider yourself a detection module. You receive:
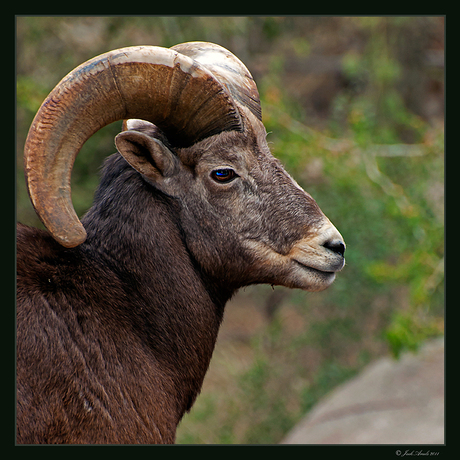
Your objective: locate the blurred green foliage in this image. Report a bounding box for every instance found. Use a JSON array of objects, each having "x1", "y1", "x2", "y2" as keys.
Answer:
[{"x1": 16, "y1": 17, "x2": 444, "y2": 444}]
